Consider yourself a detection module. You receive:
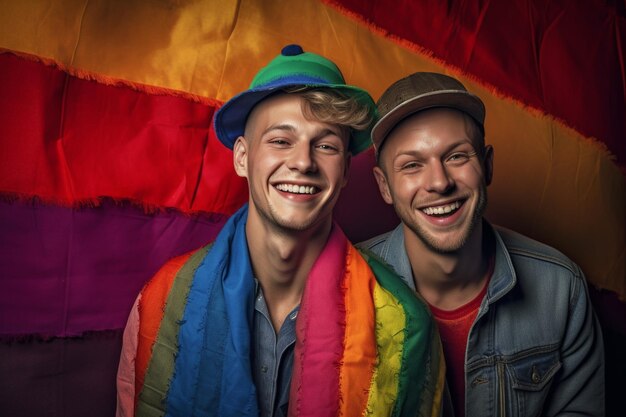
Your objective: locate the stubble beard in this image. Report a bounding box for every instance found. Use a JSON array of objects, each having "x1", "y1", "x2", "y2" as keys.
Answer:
[
  {"x1": 399, "y1": 184, "x2": 488, "y2": 255},
  {"x1": 249, "y1": 186, "x2": 328, "y2": 234}
]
